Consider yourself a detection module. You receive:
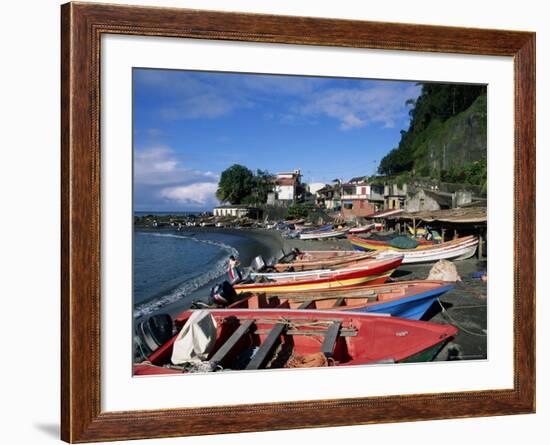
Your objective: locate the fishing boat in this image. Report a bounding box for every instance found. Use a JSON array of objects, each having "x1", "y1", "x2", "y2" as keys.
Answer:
[
  {"x1": 230, "y1": 280, "x2": 455, "y2": 320},
  {"x1": 285, "y1": 218, "x2": 305, "y2": 225},
  {"x1": 348, "y1": 223, "x2": 382, "y2": 234},
  {"x1": 133, "y1": 308, "x2": 457, "y2": 375},
  {"x1": 234, "y1": 256, "x2": 403, "y2": 294},
  {"x1": 347, "y1": 234, "x2": 440, "y2": 250},
  {"x1": 353, "y1": 235, "x2": 435, "y2": 248},
  {"x1": 349, "y1": 235, "x2": 479, "y2": 264},
  {"x1": 300, "y1": 224, "x2": 333, "y2": 233},
  {"x1": 250, "y1": 257, "x2": 391, "y2": 281},
  {"x1": 299, "y1": 228, "x2": 349, "y2": 240},
  {"x1": 274, "y1": 250, "x2": 380, "y2": 272}
]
